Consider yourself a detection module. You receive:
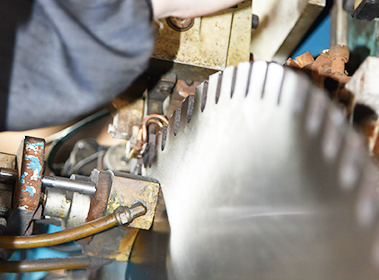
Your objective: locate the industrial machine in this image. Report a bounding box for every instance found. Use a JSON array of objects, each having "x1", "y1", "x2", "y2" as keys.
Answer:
[{"x1": 3, "y1": 0, "x2": 379, "y2": 279}]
